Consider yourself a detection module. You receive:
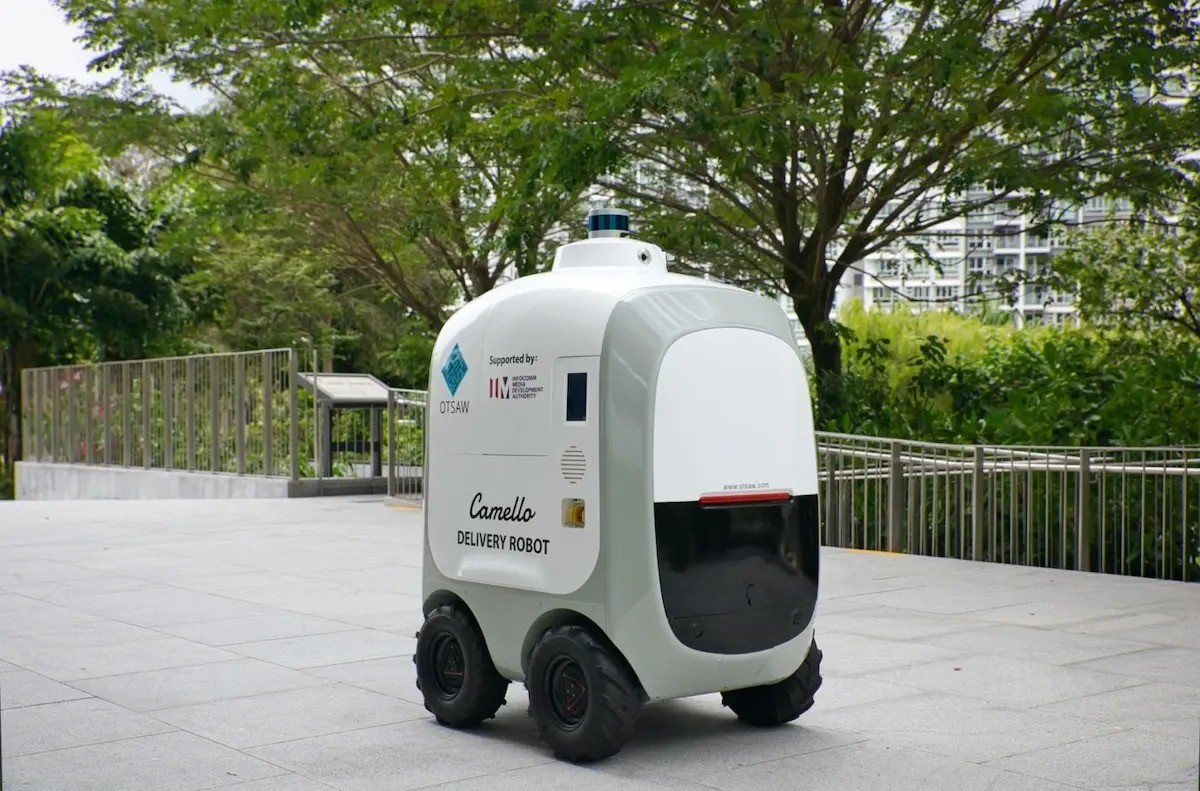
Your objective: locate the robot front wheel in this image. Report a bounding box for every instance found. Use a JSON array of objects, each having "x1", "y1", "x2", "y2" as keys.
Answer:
[
  {"x1": 526, "y1": 624, "x2": 642, "y2": 763},
  {"x1": 720, "y1": 636, "x2": 824, "y2": 726},
  {"x1": 414, "y1": 603, "x2": 510, "y2": 727}
]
